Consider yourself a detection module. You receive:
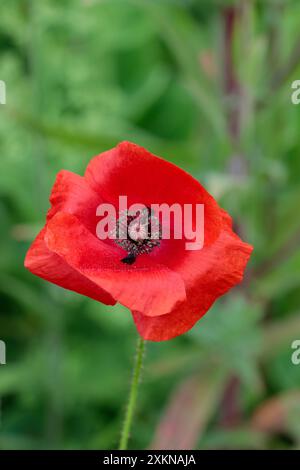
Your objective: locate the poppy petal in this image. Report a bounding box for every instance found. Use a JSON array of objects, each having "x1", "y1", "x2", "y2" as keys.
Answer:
[
  {"x1": 24, "y1": 228, "x2": 115, "y2": 305},
  {"x1": 84, "y1": 141, "x2": 222, "y2": 247},
  {"x1": 132, "y1": 225, "x2": 253, "y2": 341},
  {"x1": 45, "y1": 211, "x2": 186, "y2": 317},
  {"x1": 47, "y1": 169, "x2": 102, "y2": 232}
]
